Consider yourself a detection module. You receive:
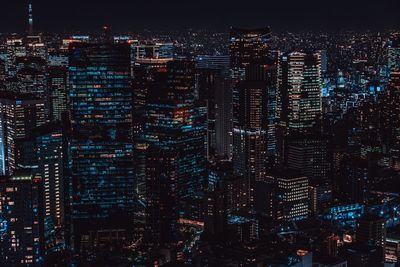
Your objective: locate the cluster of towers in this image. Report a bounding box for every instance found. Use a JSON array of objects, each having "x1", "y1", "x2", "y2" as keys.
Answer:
[{"x1": 0, "y1": 3, "x2": 399, "y2": 266}]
